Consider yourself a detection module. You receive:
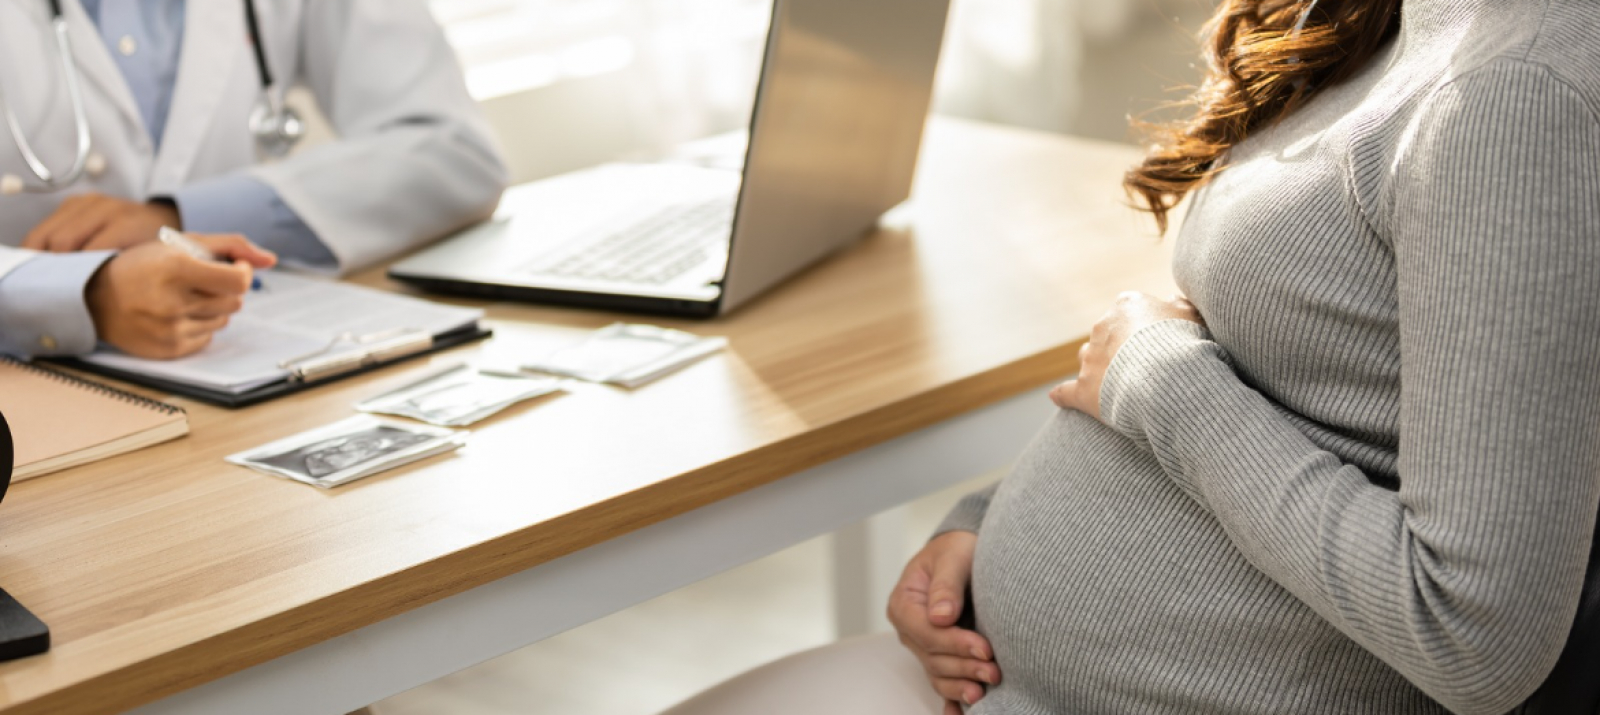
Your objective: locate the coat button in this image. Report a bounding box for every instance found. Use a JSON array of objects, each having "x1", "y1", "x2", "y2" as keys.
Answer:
[
  {"x1": 38, "y1": 335, "x2": 57, "y2": 352},
  {"x1": 118, "y1": 35, "x2": 137, "y2": 56}
]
